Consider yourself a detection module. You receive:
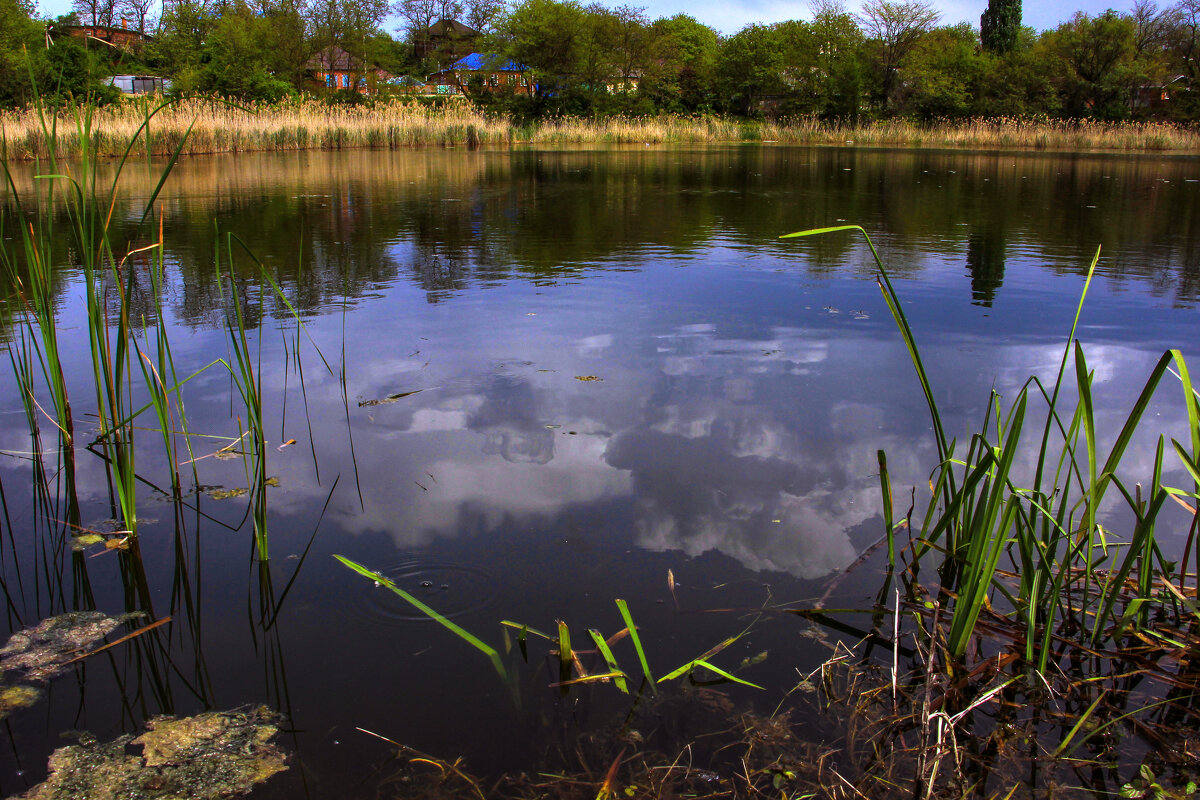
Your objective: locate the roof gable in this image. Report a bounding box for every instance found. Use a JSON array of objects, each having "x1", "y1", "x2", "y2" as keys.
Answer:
[
  {"x1": 306, "y1": 46, "x2": 364, "y2": 72},
  {"x1": 427, "y1": 19, "x2": 480, "y2": 37}
]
